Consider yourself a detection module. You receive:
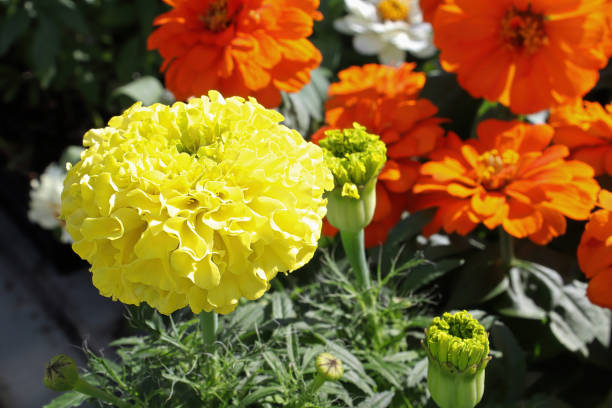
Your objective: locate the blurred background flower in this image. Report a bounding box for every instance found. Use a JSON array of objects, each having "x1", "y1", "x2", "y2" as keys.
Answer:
[
  {"x1": 334, "y1": 0, "x2": 436, "y2": 65},
  {"x1": 28, "y1": 163, "x2": 71, "y2": 243}
]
